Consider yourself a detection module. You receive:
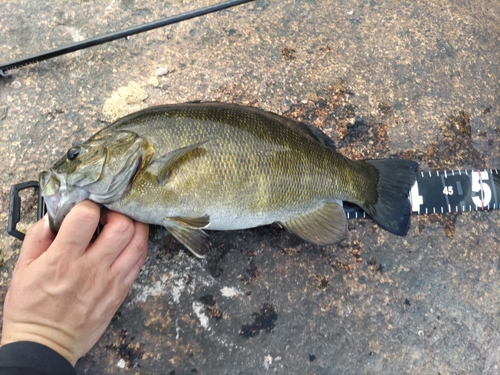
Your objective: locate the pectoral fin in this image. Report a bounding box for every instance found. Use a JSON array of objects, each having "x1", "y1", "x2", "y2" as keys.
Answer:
[
  {"x1": 147, "y1": 141, "x2": 208, "y2": 184},
  {"x1": 281, "y1": 201, "x2": 347, "y2": 245},
  {"x1": 163, "y1": 215, "x2": 210, "y2": 258}
]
